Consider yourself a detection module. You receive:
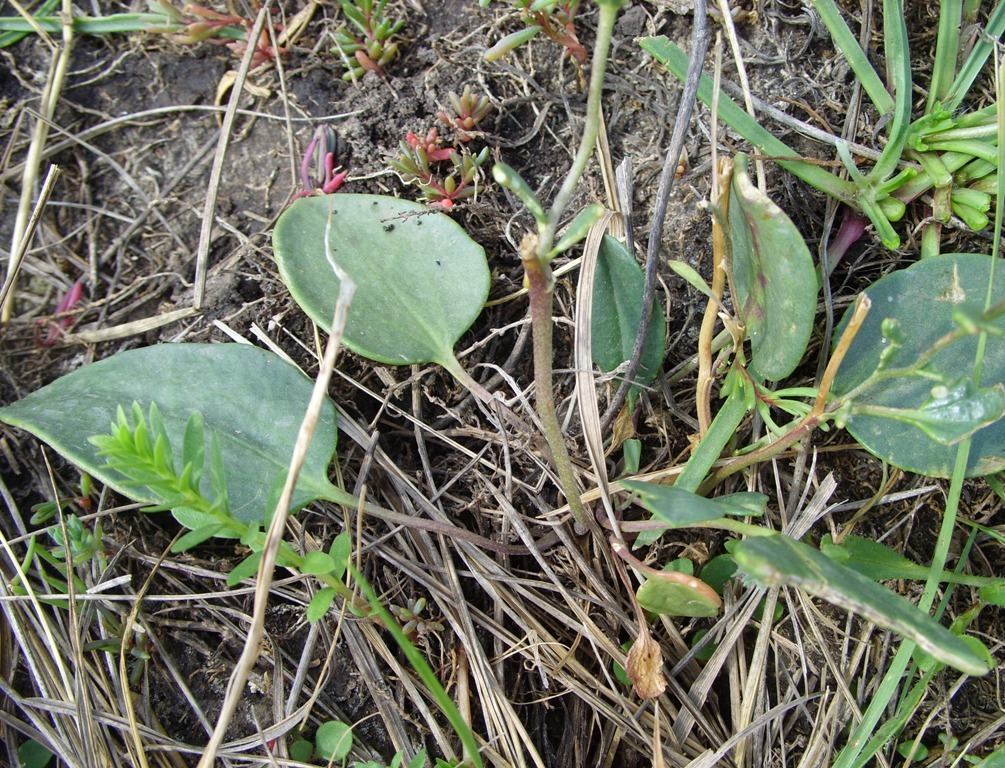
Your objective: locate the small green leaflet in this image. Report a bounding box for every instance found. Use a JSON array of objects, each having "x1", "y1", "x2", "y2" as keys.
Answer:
[{"x1": 733, "y1": 535, "x2": 991, "y2": 676}]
